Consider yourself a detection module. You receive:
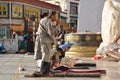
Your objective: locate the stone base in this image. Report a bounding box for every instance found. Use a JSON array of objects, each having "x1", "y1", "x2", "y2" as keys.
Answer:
[
  {"x1": 69, "y1": 46, "x2": 98, "y2": 52},
  {"x1": 65, "y1": 51, "x2": 96, "y2": 58},
  {"x1": 64, "y1": 33, "x2": 102, "y2": 58}
]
